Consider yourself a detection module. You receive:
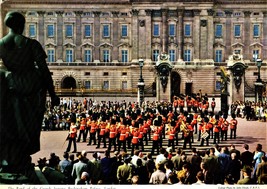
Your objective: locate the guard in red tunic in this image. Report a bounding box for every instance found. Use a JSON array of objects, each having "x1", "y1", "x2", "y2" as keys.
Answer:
[
  {"x1": 108, "y1": 122, "x2": 117, "y2": 151},
  {"x1": 138, "y1": 124, "x2": 144, "y2": 151},
  {"x1": 151, "y1": 126, "x2": 160, "y2": 155},
  {"x1": 87, "y1": 120, "x2": 97, "y2": 145},
  {"x1": 221, "y1": 115, "x2": 229, "y2": 141},
  {"x1": 230, "y1": 114, "x2": 238, "y2": 139},
  {"x1": 213, "y1": 114, "x2": 221, "y2": 144},
  {"x1": 167, "y1": 125, "x2": 176, "y2": 151},
  {"x1": 77, "y1": 118, "x2": 86, "y2": 142},
  {"x1": 66, "y1": 122, "x2": 77, "y2": 153},
  {"x1": 96, "y1": 120, "x2": 107, "y2": 148},
  {"x1": 131, "y1": 128, "x2": 139, "y2": 155},
  {"x1": 200, "y1": 117, "x2": 210, "y2": 146},
  {"x1": 118, "y1": 125, "x2": 127, "y2": 152}
]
